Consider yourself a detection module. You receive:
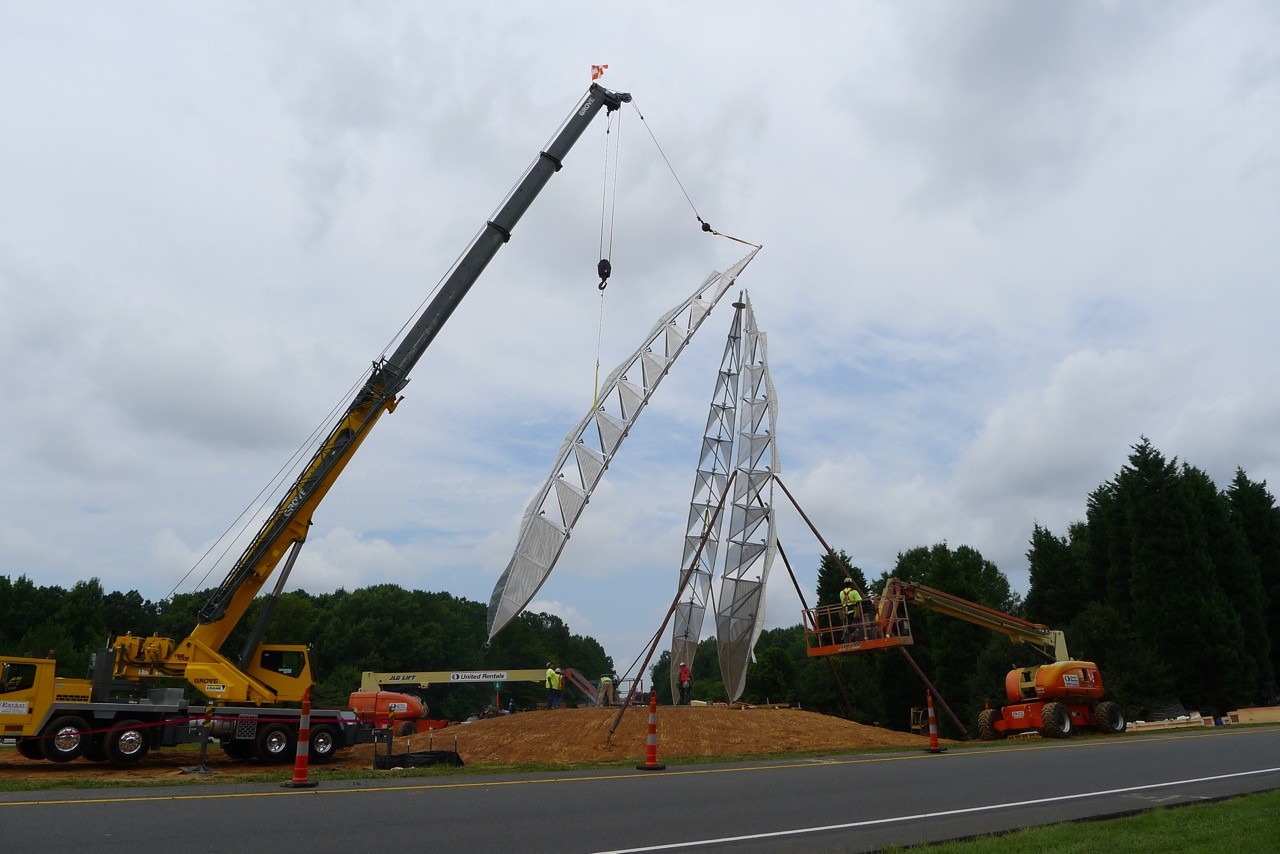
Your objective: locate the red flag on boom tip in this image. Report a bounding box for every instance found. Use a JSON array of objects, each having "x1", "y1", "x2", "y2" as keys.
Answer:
[{"x1": 591, "y1": 64, "x2": 608, "y2": 81}]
